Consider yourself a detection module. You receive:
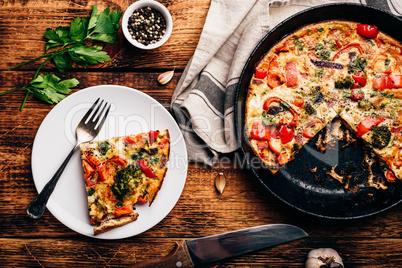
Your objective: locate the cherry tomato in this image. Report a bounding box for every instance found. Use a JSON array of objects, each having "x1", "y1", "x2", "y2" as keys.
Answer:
[
  {"x1": 98, "y1": 164, "x2": 108, "y2": 181},
  {"x1": 114, "y1": 203, "x2": 133, "y2": 218},
  {"x1": 388, "y1": 75, "x2": 402, "y2": 88},
  {"x1": 255, "y1": 69, "x2": 268, "y2": 79},
  {"x1": 82, "y1": 160, "x2": 95, "y2": 180},
  {"x1": 350, "y1": 90, "x2": 364, "y2": 101},
  {"x1": 352, "y1": 73, "x2": 366, "y2": 87},
  {"x1": 124, "y1": 135, "x2": 137, "y2": 144},
  {"x1": 108, "y1": 156, "x2": 127, "y2": 167},
  {"x1": 250, "y1": 121, "x2": 270, "y2": 140},
  {"x1": 137, "y1": 195, "x2": 148, "y2": 204},
  {"x1": 356, "y1": 116, "x2": 384, "y2": 137},
  {"x1": 278, "y1": 124, "x2": 295, "y2": 144},
  {"x1": 372, "y1": 75, "x2": 402, "y2": 90},
  {"x1": 285, "y1": 61, "x2": 298, "y2": 88},
  {"x1": 357, "y1": 24, "x2": 378, "y2": 39}
]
